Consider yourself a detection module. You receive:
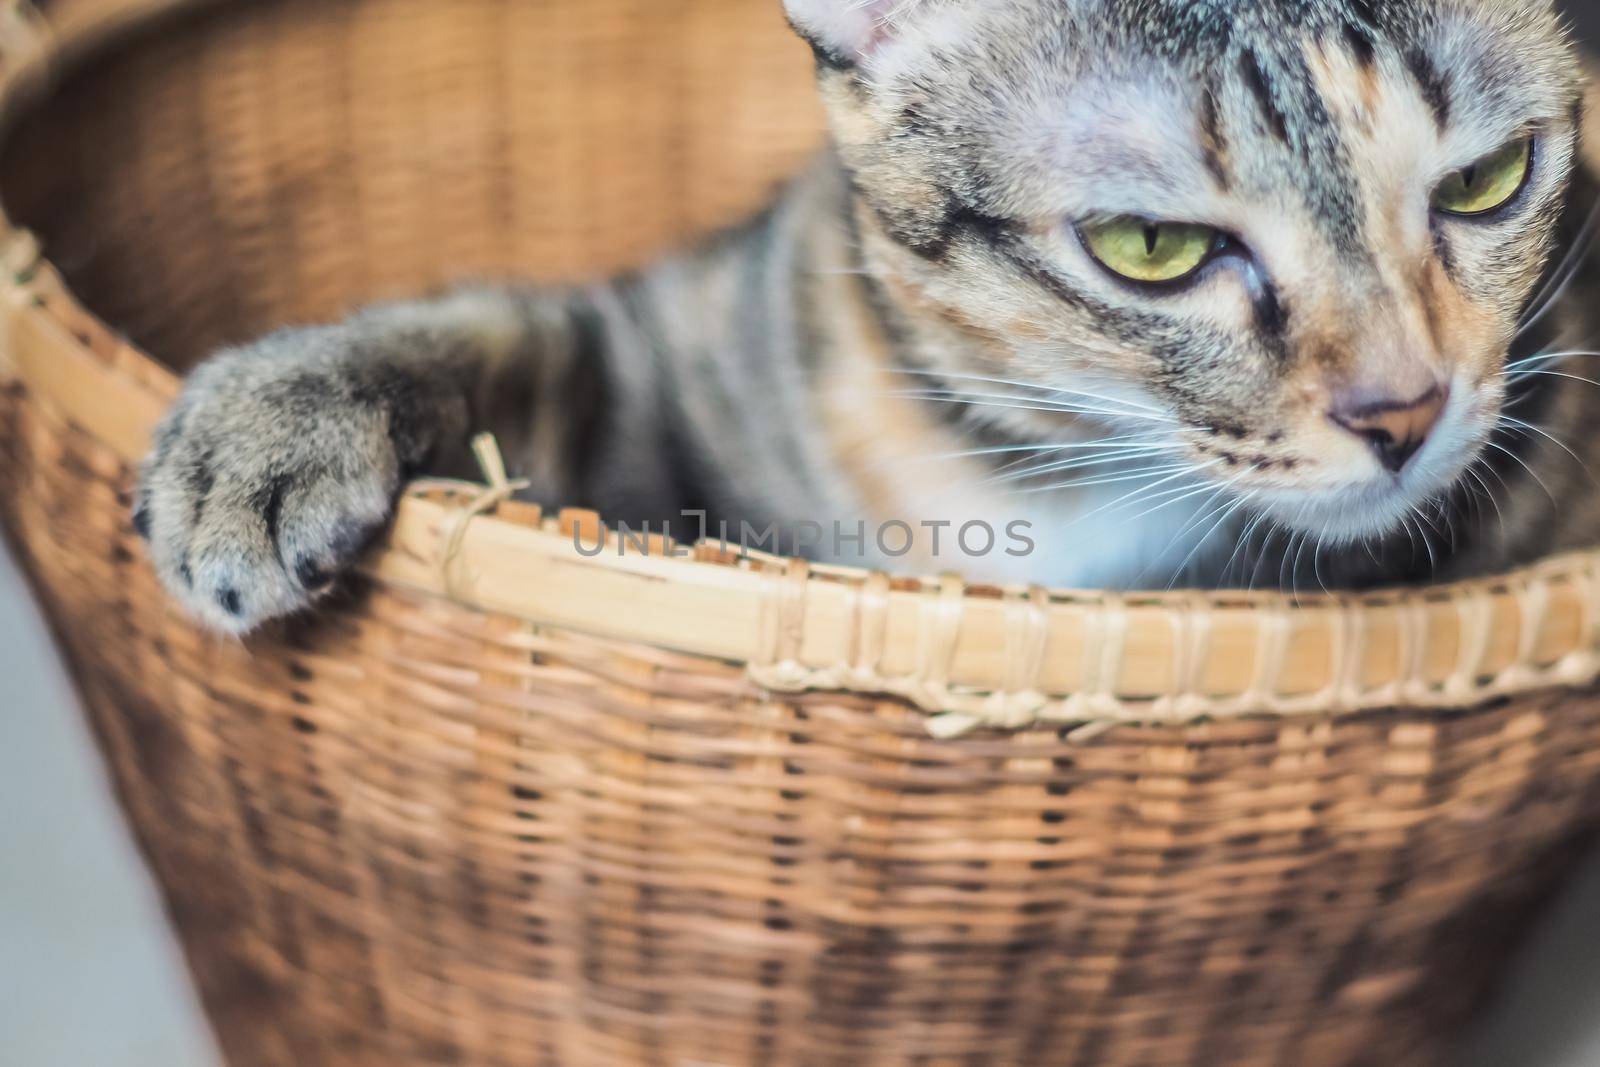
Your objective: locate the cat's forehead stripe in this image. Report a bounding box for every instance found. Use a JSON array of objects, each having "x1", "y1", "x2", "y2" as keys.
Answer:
[
  {"x1": 1198, "y1": 85, "x2": 1233, "y2": 190},
  {"x1": 1402, "y1": 46, "x2": 1453, "y2": 129},
  {"x1": 1217, "y1": 41, "x2": 1369, "y2": 257},
  {"x1": 1240, "y1": 49, "x2": 1293, "y2": 146}
]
